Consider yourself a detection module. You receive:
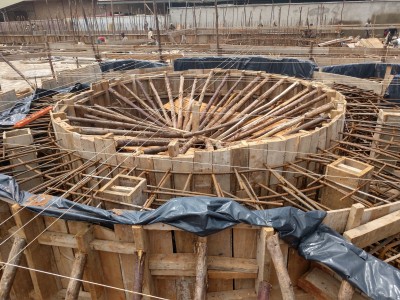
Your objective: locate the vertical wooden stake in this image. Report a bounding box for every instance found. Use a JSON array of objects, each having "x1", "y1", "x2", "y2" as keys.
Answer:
[
  {"x1": 338, "y1": 280, "x2": 354, "y2": 300},
  {"x1": 75, "y1": 225, "x2": 106, "y2": 299},
  {"x1": 339, "y1": 203, "x2": 365, "y2": 299},
  {"x1": 257, "y1": 281, "x2": 271, "y2": 300},
  {"x1": 194, "y1": 236, "x2": 207, "y2": 300},
  {"x1": 132, "y1": 226, "x2": 153, "y2": 300},
  {"x1": 133, "y1": 250, "x2": 145, "y2": 300}
]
